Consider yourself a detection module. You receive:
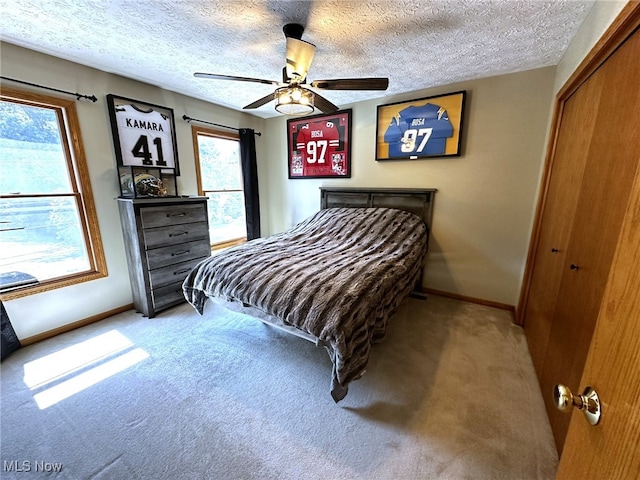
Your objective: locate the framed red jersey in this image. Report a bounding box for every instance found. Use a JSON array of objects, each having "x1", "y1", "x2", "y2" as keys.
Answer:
[{"x1": 287, "y1": 109, "x2": 352, "y2": 179}]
